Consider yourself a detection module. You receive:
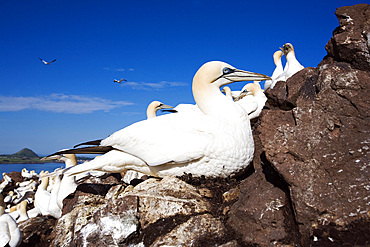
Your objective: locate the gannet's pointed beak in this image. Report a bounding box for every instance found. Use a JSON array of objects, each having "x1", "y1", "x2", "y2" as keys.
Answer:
[
  {"x1": 224, "y1": 69, "x2": 271, "y2": 82},
  {"x1": 41, "y1": 154, "x2": 62, "y2": 161},
  {"x1": 159, "y1": 104, "x2": 174, "y2": 110}
]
